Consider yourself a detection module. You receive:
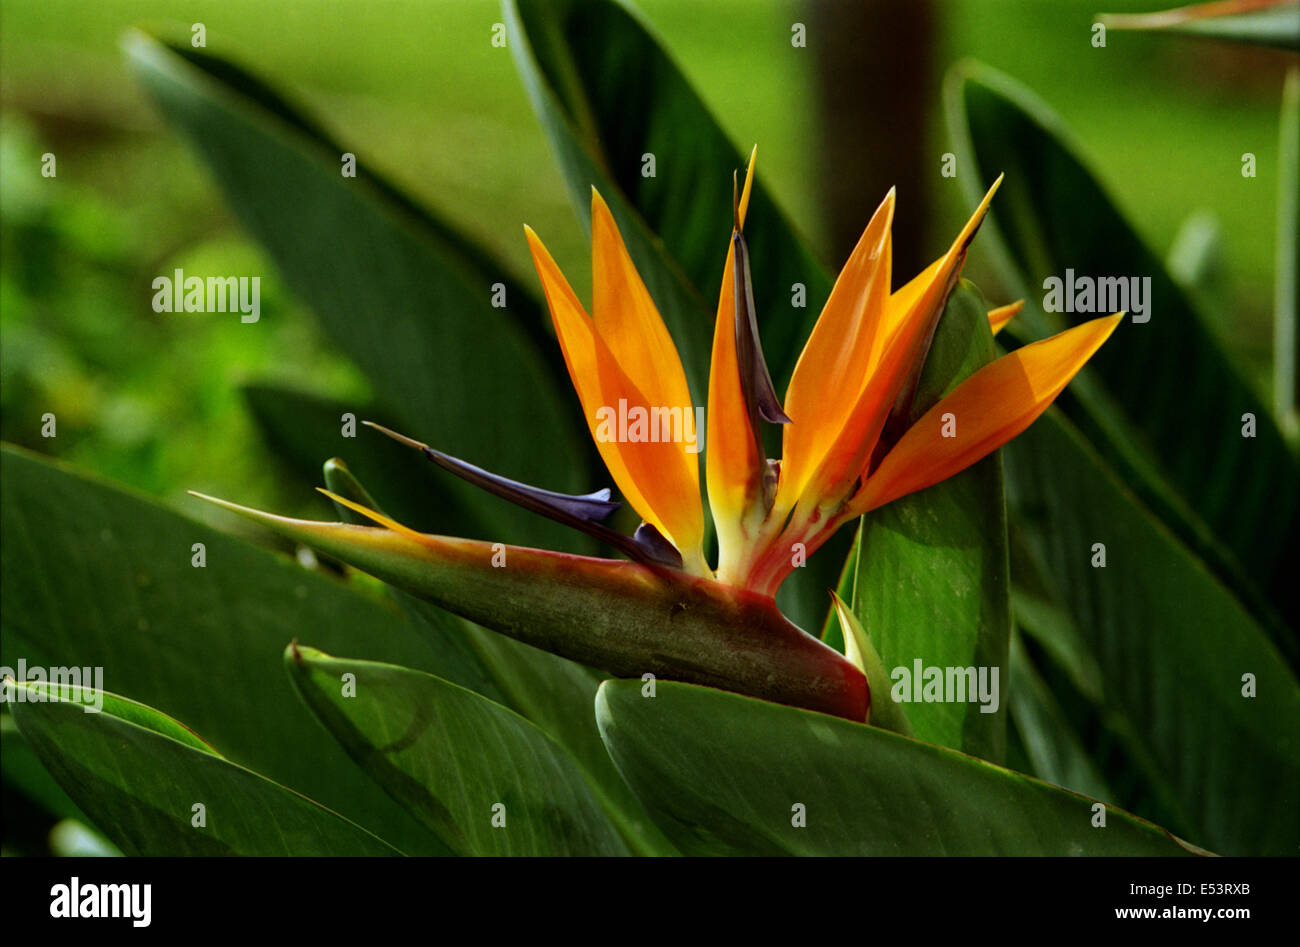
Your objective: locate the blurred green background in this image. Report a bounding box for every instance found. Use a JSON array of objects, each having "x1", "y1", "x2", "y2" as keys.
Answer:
[{"x1": 1, "y1": 0, "x2": 1289, "y2": 519}]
